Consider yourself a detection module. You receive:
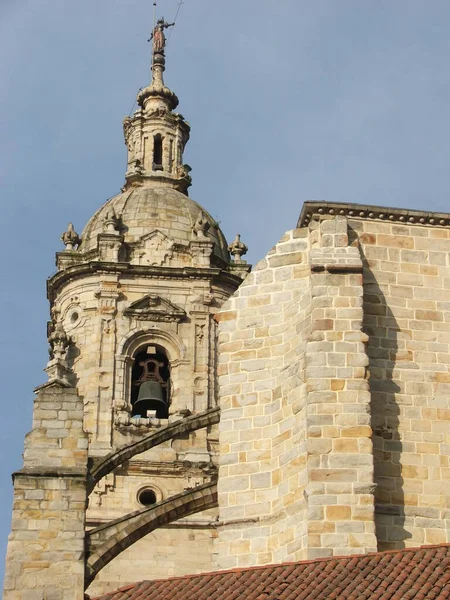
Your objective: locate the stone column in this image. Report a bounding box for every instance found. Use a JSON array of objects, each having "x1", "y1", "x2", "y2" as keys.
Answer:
[
  {"x1": 3, "y1": 380, "x2": 88, "y2": 600},
  {"x1": 305, "y1": 216, "x2": 377, "y2": 557}
]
